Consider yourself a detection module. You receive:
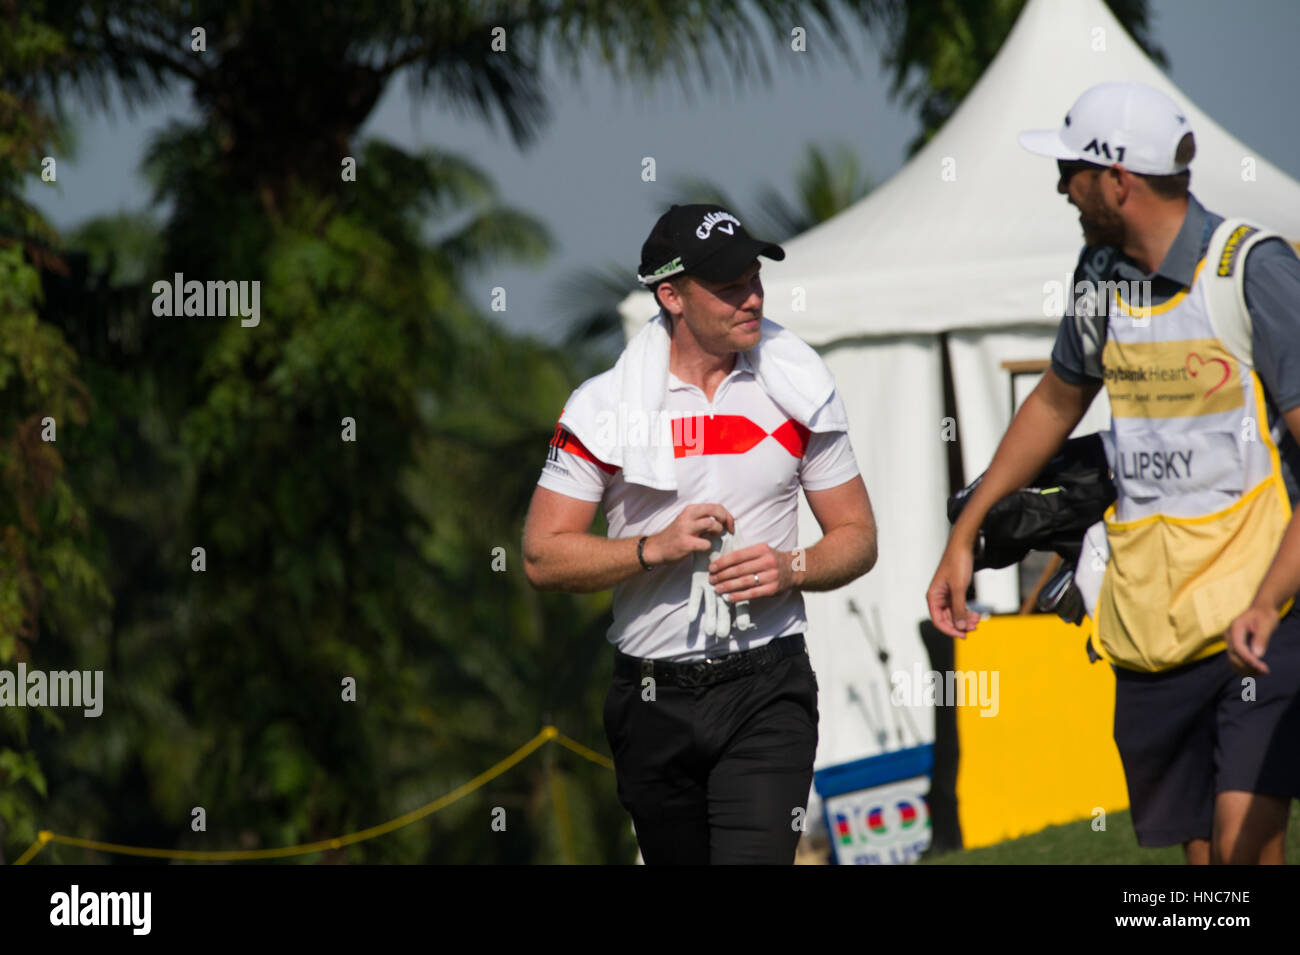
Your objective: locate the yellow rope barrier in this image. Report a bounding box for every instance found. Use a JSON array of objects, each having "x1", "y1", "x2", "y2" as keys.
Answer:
[{"x1": 11, "y1": 725, "x2": 611, "y2": 865}]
